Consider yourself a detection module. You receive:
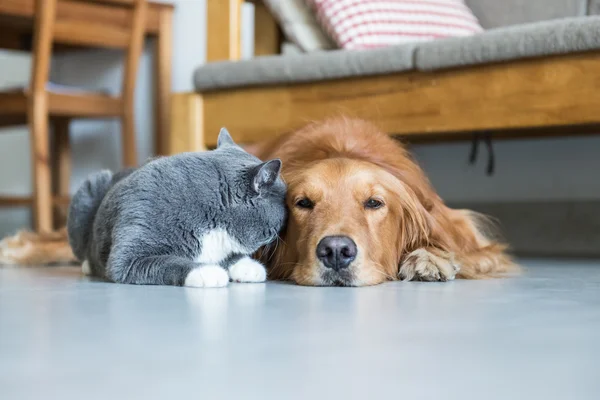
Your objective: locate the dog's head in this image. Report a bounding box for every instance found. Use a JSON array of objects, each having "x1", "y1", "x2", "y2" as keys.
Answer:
[{"x1": 263, "y1": 118, "x2": 437, "y2": 286}]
